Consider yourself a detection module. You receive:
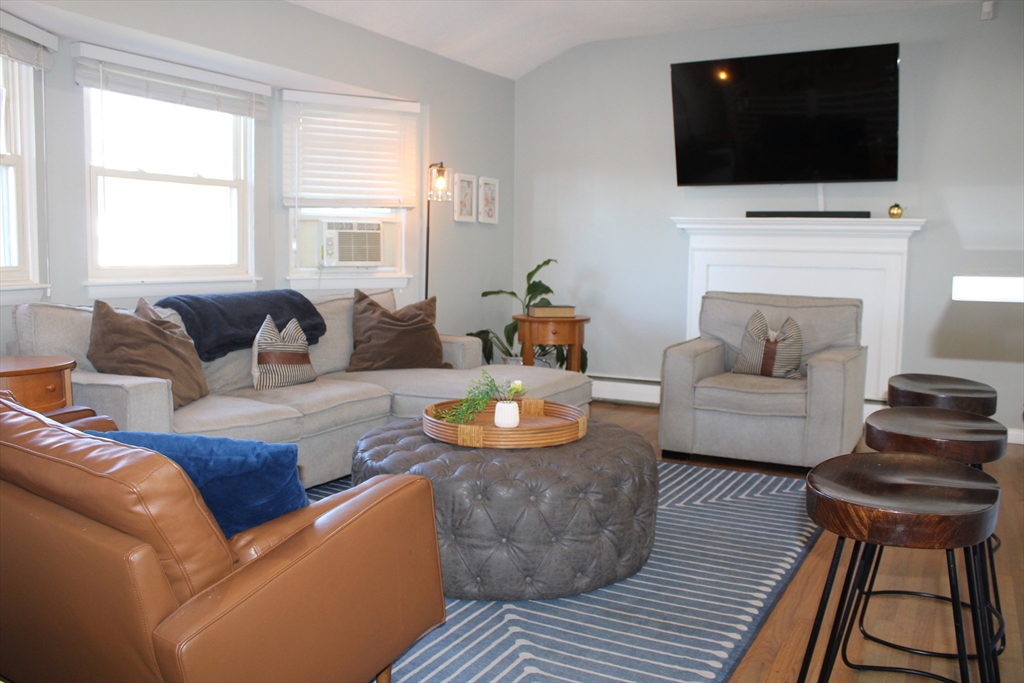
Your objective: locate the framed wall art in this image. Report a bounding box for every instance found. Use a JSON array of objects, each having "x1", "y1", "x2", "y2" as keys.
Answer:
[
  {"x1": 454, "y1": 173, "x2": 476, "y2": 222},
  {"x1": 478, "y1": 177, "x2": 498, "y2": 224}
]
